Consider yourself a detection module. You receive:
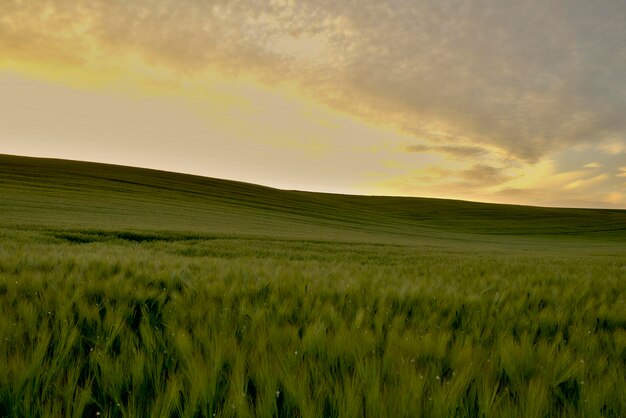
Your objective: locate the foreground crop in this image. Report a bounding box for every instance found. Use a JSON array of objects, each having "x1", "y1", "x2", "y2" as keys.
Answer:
[{"x1": 1, "y1": 229, "x2": 625, "y2": 417}]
